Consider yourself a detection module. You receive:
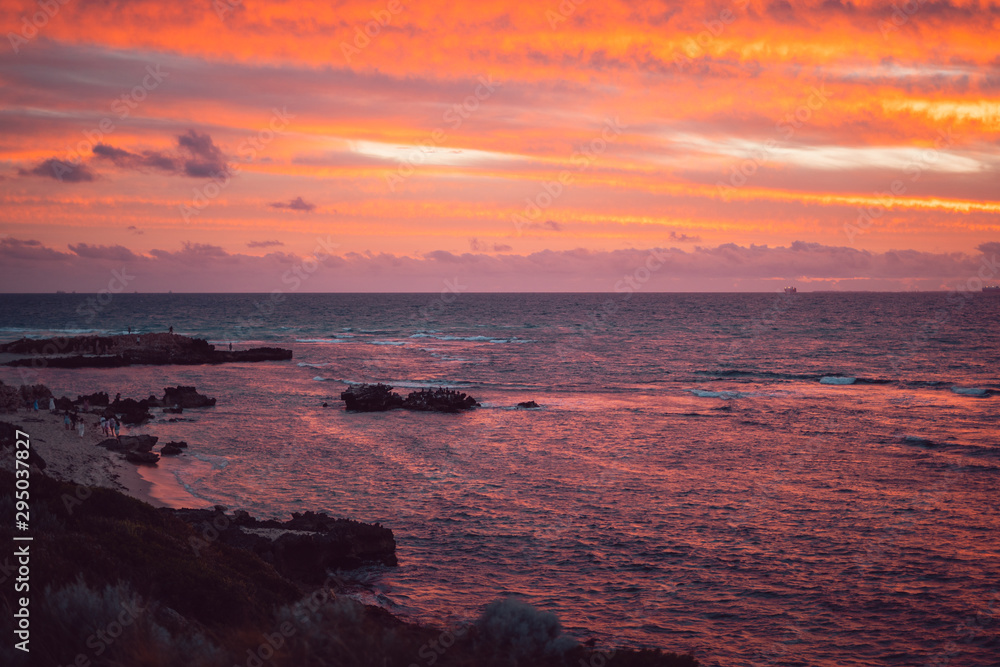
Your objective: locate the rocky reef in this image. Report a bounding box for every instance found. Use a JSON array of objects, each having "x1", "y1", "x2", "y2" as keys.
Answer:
[
  {"x1": 340, "y1": 383, "x2": 479, "y2": 413},
  {"x1": 167, "y1": 507, "x2": 398, "y2": 583},
  {"x1": 1, "y1": 333, "x2": 292, "y2": 368}
]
